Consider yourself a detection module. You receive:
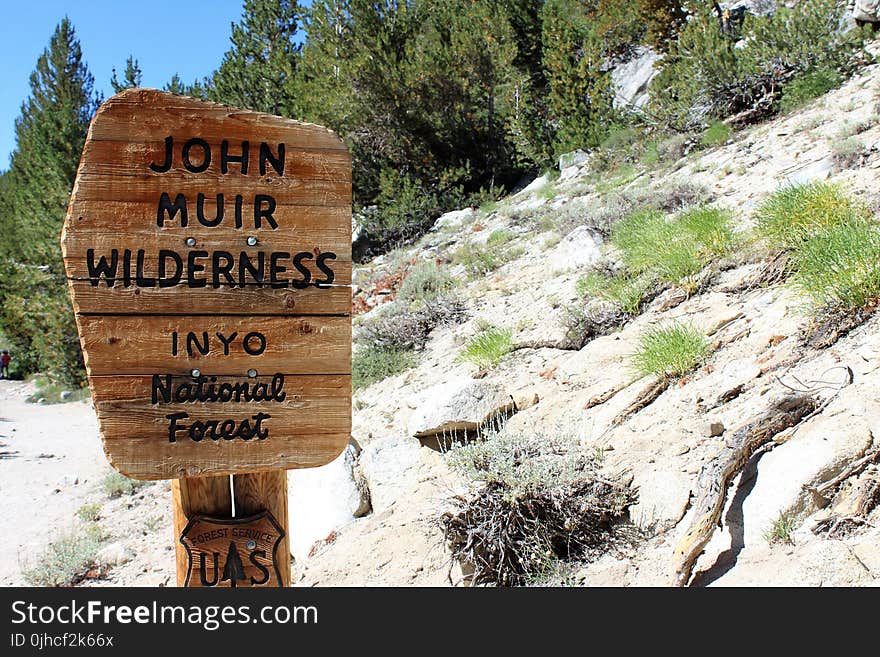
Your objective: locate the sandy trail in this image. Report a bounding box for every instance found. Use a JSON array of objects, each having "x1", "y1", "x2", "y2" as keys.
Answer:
[{"x1": 0, "y1": 380, "x2": 110, "y2": 584}]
